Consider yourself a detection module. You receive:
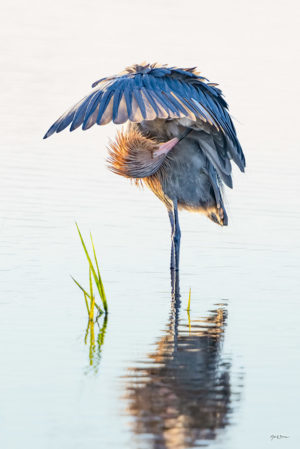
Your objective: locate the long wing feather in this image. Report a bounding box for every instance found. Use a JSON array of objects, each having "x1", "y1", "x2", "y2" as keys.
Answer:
[{"x1": 43, "y1": 63, "x2": 245, "y2": 172}]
